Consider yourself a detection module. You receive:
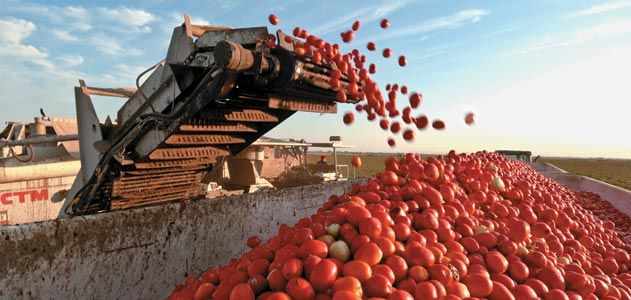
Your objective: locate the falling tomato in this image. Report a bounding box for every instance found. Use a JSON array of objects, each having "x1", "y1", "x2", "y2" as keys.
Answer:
[
  {"x1": 432, "y1": 120, "x2": 445, "y2": 130},
  {"x1": 398, "y1": 56, "x2": 407, "y2": 67},
  {"x1": 383, "y1": 48, "x2": 392, "y2": 58},
  {"x1": 465, "y1": 112, "x2": 475, "y2": 125},
  {"x1": 387, "y1": 138, "x2": 396, "y2": 147},
  {"x1": 351, "y1": 156, "x2": 362, "y2": 169},
  {"x1": 352, "y1": 20, "x2": 361, "y2": 31},
  {"x1": 268, "y1": 14, "x2": 279, "y2": 25},
  {"x1": 380, "y1": 19, "x2": 390, "y2": 29},
  {"x1": 341, "y1": 31, "x2": 354, "y2": 43},
  {"x1": 403, "y1": 129, "x2": 414, "y2": 141},
  {"x1": 343, "y1": 112, "x2": 355, "y2": 125},
  {"x1": 409, "y1": 93, "x2": 422, "y2": 108}
]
